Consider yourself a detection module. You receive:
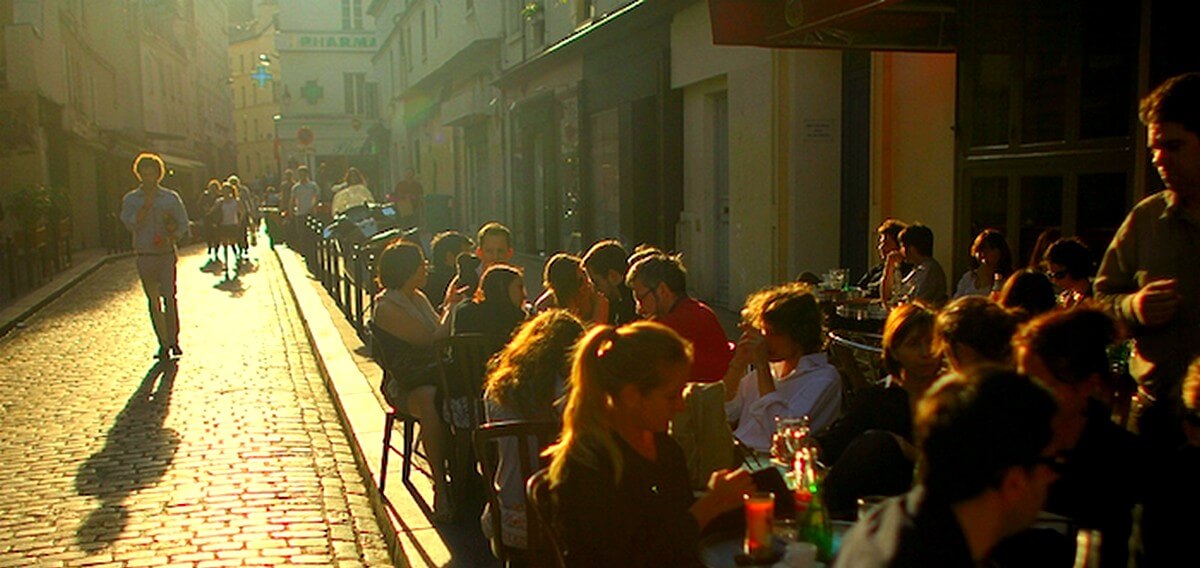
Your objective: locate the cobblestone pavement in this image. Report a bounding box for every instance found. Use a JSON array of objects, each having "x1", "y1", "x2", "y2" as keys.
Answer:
[{"x1": 0, "y1": 246, "x2": 393, "y2": 567}]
